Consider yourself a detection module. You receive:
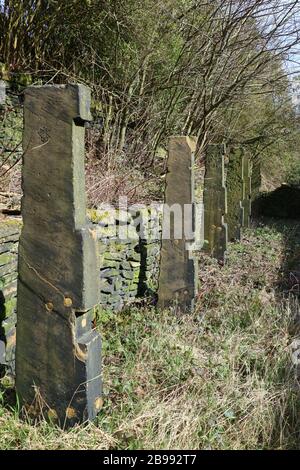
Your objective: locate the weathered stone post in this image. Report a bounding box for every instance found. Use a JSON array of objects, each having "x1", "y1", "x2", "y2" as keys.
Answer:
[
  {"x1": 251, "y1": 156, "x2": 262, "y2": 201},
  {"x1": 158, "y1": 136, "x2": 198, "y2": 311},
  {"x1": 226, "y1": 147, "x2": 244, "y2": 241},
  {"x1": 241, "y1": 154, "x2": 252, "y2": 228},
  {"x1": 16, "y1": 85, "x2": 102, "y2": 427},
  {"x1": 203, "y1": 144, "x2": 228, "y2": 261}
]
